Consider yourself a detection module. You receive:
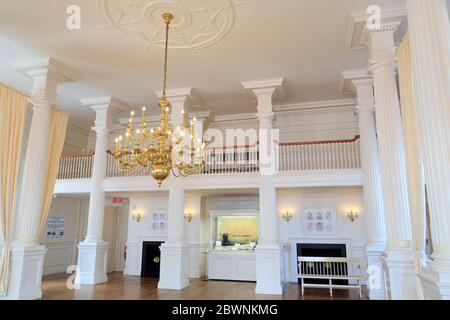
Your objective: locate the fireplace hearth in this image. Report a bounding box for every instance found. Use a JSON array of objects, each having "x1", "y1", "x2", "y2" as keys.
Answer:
[{"x1": 296, "y1": 243, "x2": 348, "y2": 285}]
